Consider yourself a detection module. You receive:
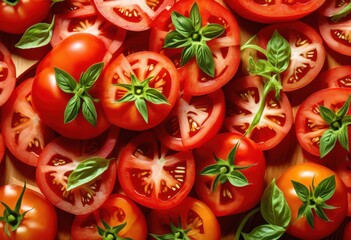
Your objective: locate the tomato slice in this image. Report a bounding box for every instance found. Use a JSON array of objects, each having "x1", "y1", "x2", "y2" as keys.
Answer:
[
  {"x1": 257, "y1": 21, "x2": 326, "y2": 92},
  {"x1": 117, "y1": 131, "x2": 195, "y2": 209},
  {"x1": 36, "y1": 127, "x2": 119, "y2": 215},
  {"x1": 0, "y1": 41, "x2": 16, "y2": 107},
  {"x1": 155, "y1": 89, "x2": 225, "y2": 151},
  {"x1": 52, "y1": 0, "x2": 97, "y2": 18},
  {"x1": 320, "y1": 65, "x2": 351, "y2": 88},
  {"x1": 224, "y1": 75, "x2": 293, "y2": 151}
]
